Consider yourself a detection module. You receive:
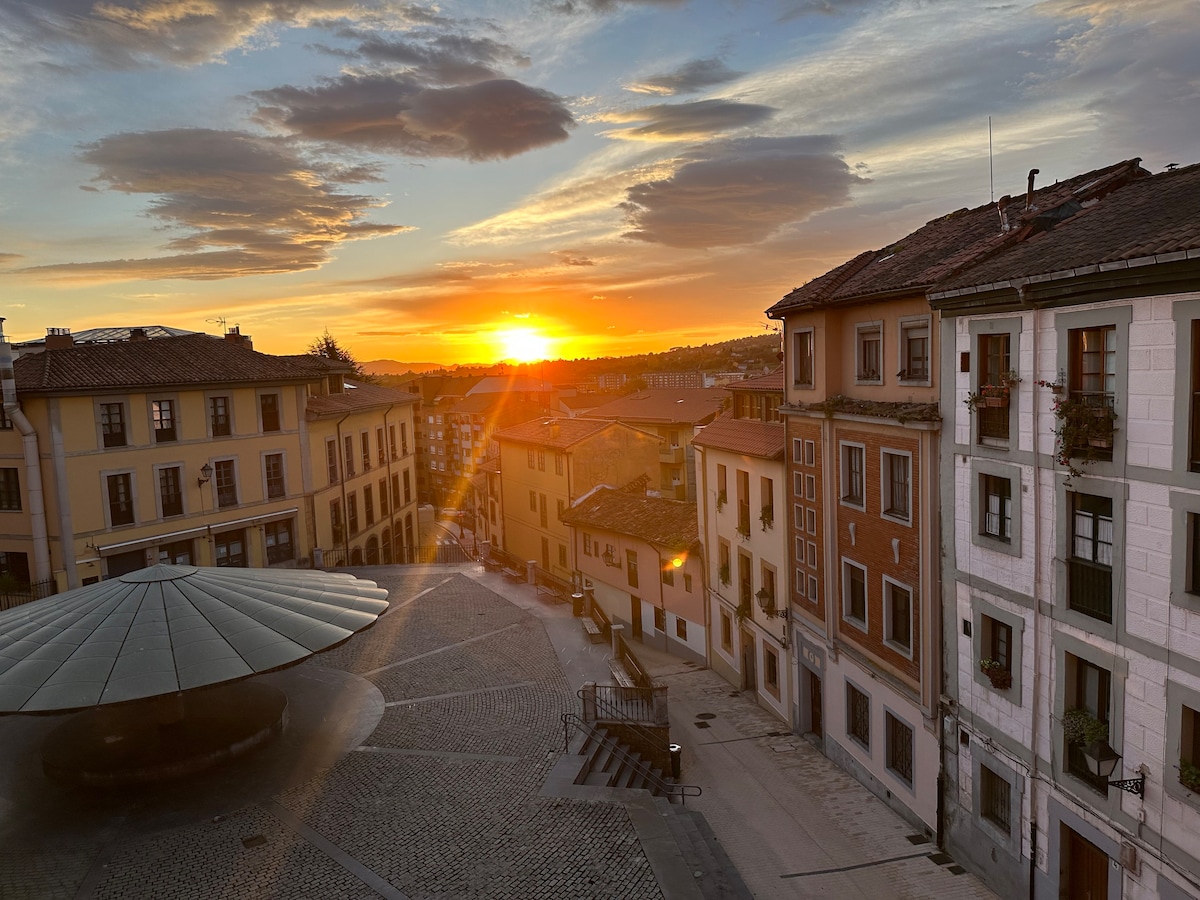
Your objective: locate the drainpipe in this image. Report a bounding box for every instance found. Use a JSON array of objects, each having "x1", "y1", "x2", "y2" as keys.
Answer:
[
  {"x1": 382, "y1": 404, "x2": 396, "y2": 556},
  {"x1": 0, "y1": 320, "x2": 51, "y2": 583},
  {"x1": 335, "y1": 414, "x2": 351, "y2": 559}
]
